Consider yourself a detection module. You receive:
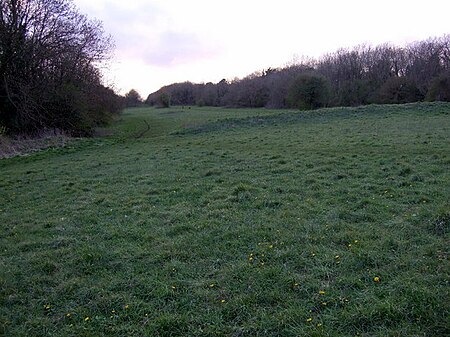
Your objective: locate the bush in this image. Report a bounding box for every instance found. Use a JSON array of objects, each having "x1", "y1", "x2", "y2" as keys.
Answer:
[
  {"x1": 287, "y1": 74, "x2": 330, "y2": 110},
  {"x1": 125, "y1": 89, "x2": 143, "y2": 107},
  {"x1": 426, "y1": 72, "x2": 450, "y2": 102},
  {"x1": 158, "y1": 93, "x2": 171, "y2": 108},
  {"x1": 373, "y1": 77, "x2": 423, "y2": 104}
]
